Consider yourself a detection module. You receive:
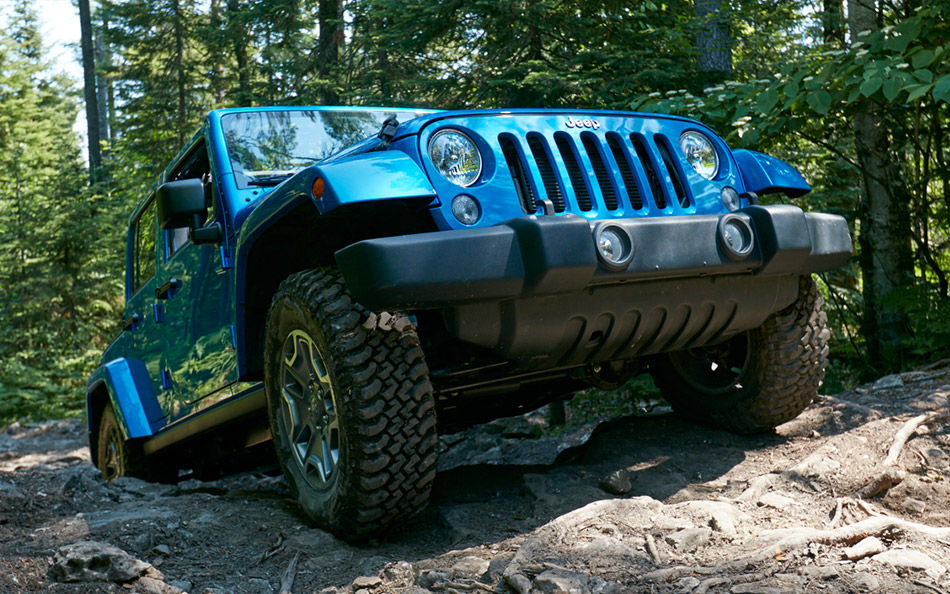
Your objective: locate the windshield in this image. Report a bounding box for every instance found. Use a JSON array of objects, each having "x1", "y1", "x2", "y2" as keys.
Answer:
[{"x1": 221, "y1": 109, "x2": 422, "y2": 188}]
